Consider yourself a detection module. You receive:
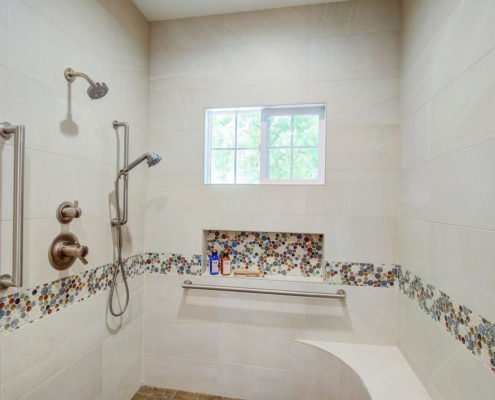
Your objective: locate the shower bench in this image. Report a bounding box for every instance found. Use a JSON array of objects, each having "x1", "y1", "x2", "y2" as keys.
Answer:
[{"x1": 292, "y1": 341, "x2": 432, "y2": 400}]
